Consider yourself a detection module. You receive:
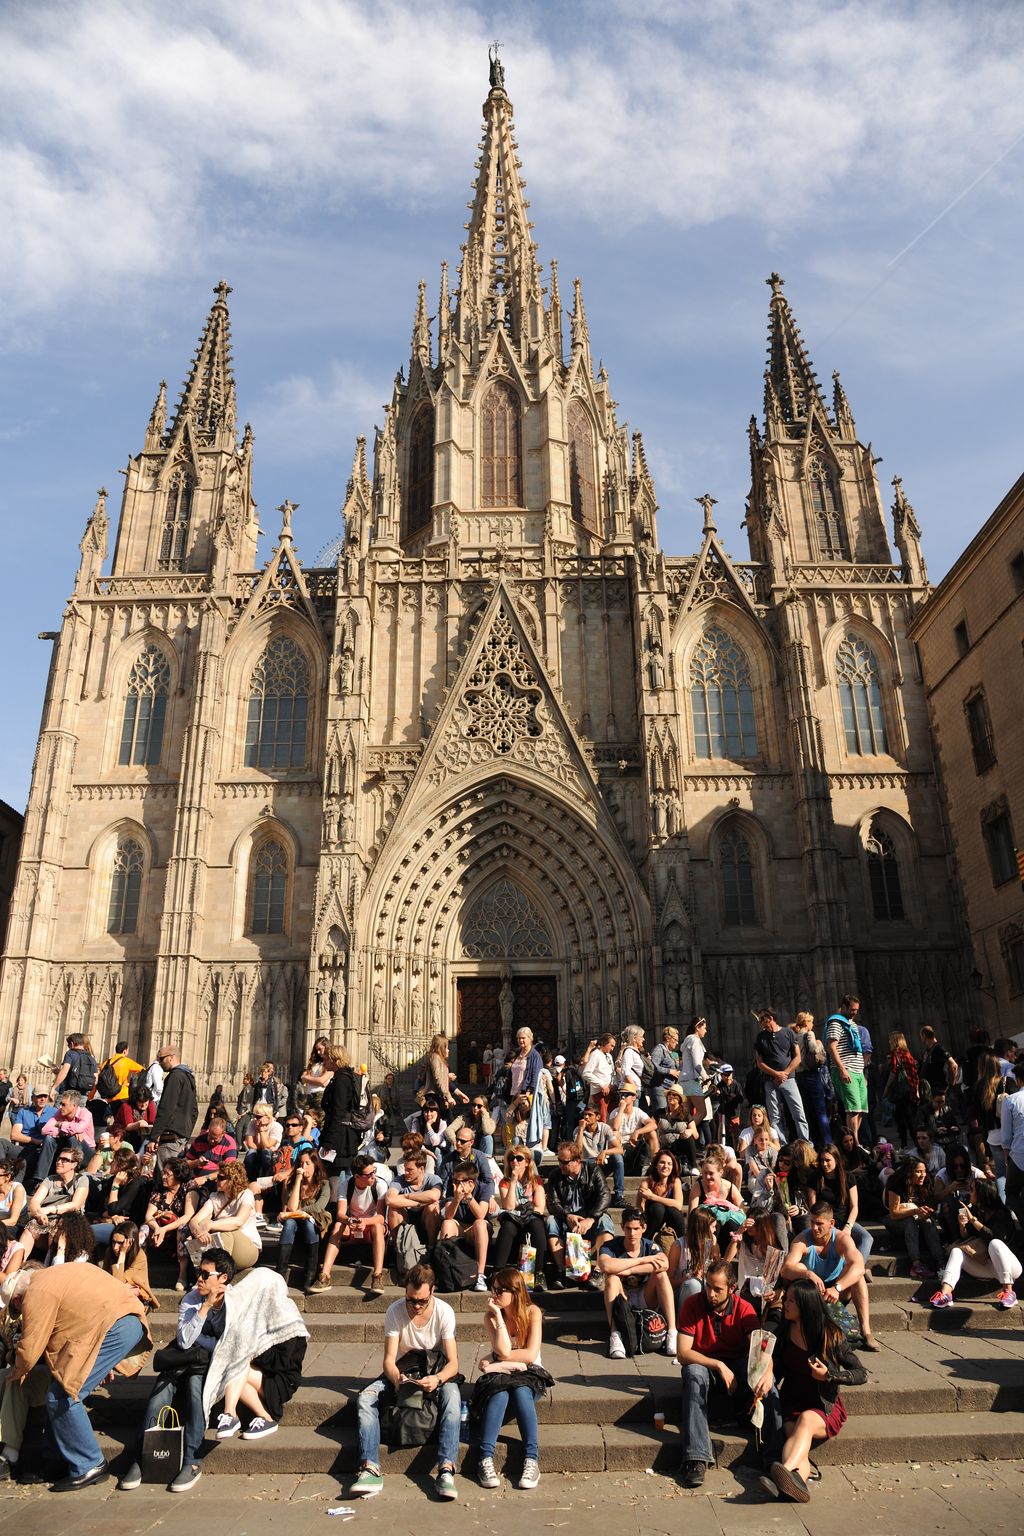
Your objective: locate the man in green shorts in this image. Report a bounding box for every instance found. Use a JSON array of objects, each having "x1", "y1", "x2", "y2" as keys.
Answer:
[{"x1": 825, "y1": 996, "x2": 868, "y2": 1145}]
